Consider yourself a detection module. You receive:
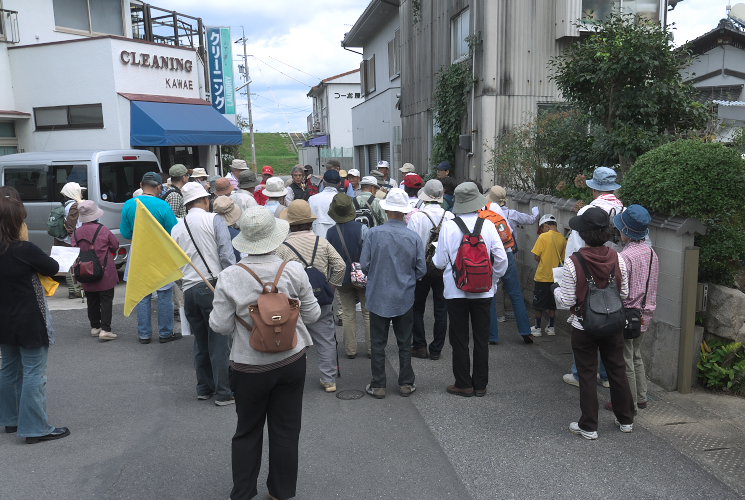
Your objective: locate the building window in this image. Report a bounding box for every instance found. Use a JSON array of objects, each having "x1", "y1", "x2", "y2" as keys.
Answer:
[
  {"x1": 582, "y1": 0, "x2": 660, "y2": 22},
  {"x1": 53, "y1": 0, "x2": 124, "y2": 36},
  {"x1": 51, "y1": 164, "x2": 88, "y2": 202},
  {"x1": 360, "y1": 55, "x2": 376, "y2": 96},
  {"x1": 451, "y1": 8, "x2": 470, "y2": 63},
  {"x1": 0, "y1": 122, "x2": 18, "y2": 156},
  {"x1": 388, "y1": 29, "x2": 401, "y2": 79},
  {"x1": 34, "y1": 104, "x2": 104, "y2": 131}
]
